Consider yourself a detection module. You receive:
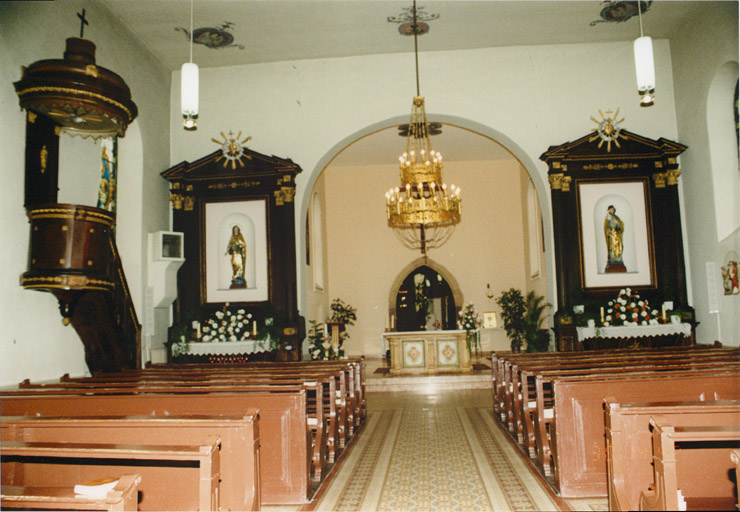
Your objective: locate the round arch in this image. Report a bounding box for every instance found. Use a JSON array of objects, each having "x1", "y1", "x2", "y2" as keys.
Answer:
[{"x1": 297, "y1": 114, "x2": 557, "y2": 319}]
